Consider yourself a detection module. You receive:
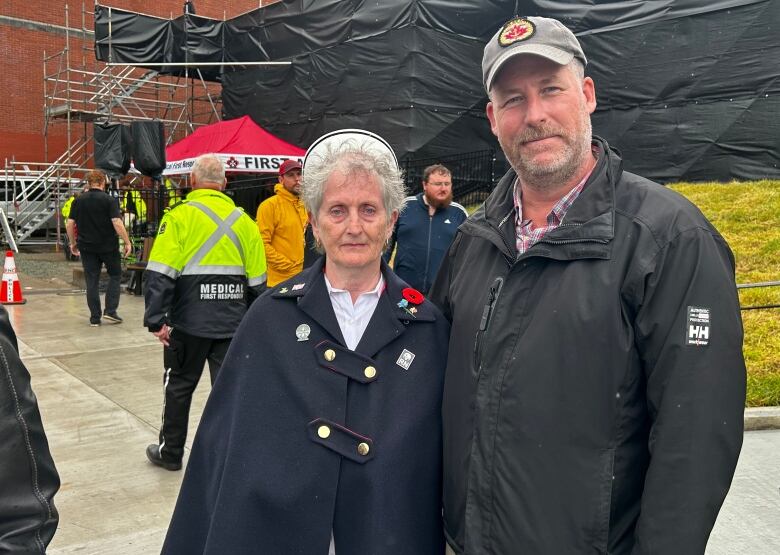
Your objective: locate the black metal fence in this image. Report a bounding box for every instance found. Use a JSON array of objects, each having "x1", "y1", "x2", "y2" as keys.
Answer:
[
  {"x1": 111, "y1": 185, "x2": 186, "y2": 241},
  {"x1": 401, "y1": 150, "x2": 506, "y2": 208},
  {"x1": 115, "y1": 149, "x2": 506, "y2": 249},
  {"x1": 737, "y1": 281, "x2": 780, "y2": 311},
  {"x1": 224, "y1": 175, "x2": 279, "y2": 217}
]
